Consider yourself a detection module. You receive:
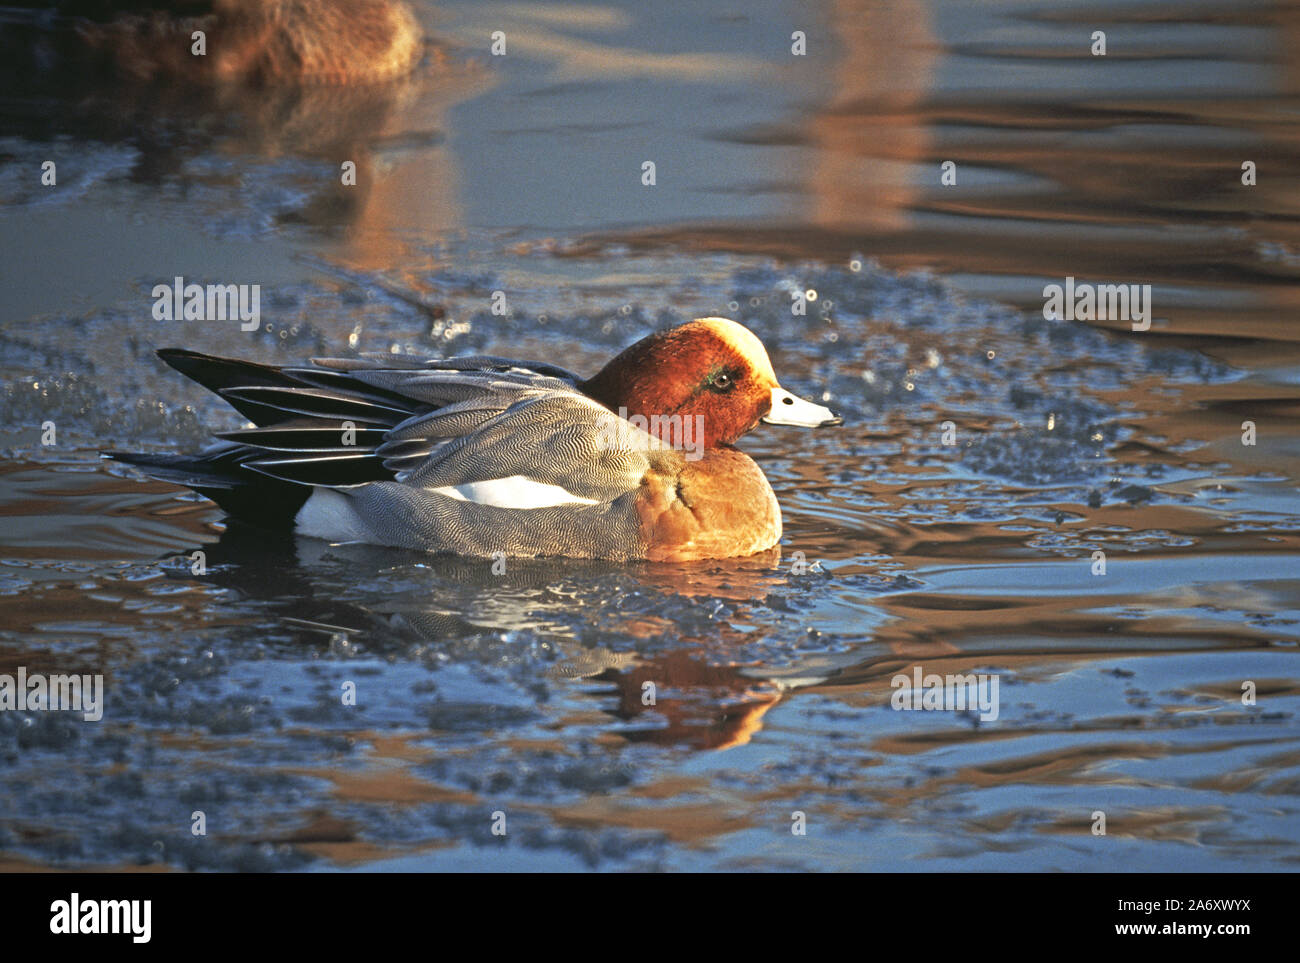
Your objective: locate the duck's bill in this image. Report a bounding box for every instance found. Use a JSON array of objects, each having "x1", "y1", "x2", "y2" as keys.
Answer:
[{"x1": 762, "y1": 387, "x2": 843, "y2": 428}]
